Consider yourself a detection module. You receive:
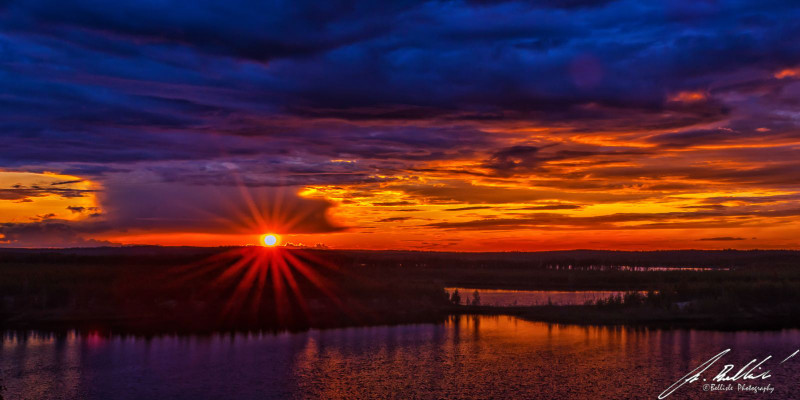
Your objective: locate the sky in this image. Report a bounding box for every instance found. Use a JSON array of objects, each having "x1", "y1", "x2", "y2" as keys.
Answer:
[{"x1": 1, "y1": 0, "x2": 800, "y2": 250}]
